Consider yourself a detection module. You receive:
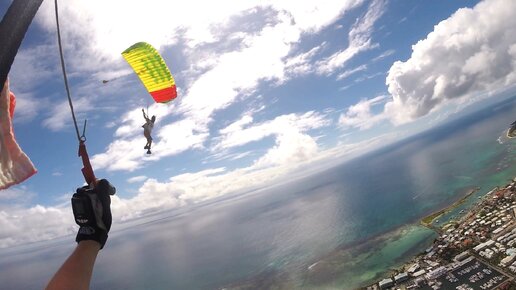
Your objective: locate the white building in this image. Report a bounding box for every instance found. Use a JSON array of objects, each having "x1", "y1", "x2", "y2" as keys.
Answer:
[
  {"x1": 454, "y1": 251, "x2": 470, "y2": 262},
  {"x1": 500, "y1": 254, "x2": 516, "y2": 267},
  {"x1": 407, "y1": 263, "x2": 420, "y2": 273},
  {"x1": 425, "y1": 266, "x2": 447, "y2": 280},
  {"x1": 379, "y1": 278, "x2": 394, "y2": 289},
  {"x1": 394, "y1": 272, "x2": 409, "y2": 283},
  {"x1": 412, "y1": 269, "x2": 426, "y2": 277}
]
